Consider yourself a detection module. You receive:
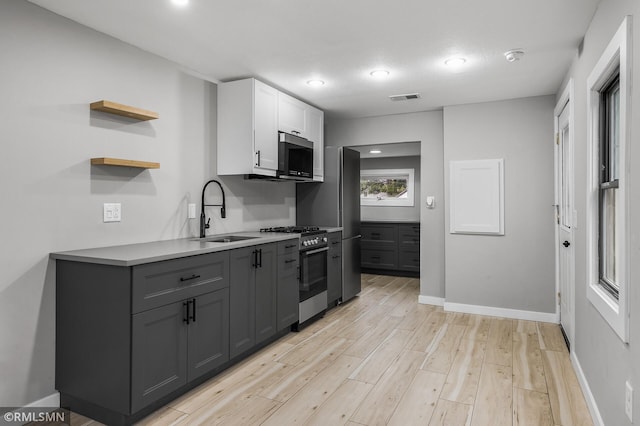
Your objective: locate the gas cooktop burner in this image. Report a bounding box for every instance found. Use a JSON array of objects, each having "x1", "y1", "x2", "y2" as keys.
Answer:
[{"x1": 260, "y1": 226, "x2": 323, "y2": 235}]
